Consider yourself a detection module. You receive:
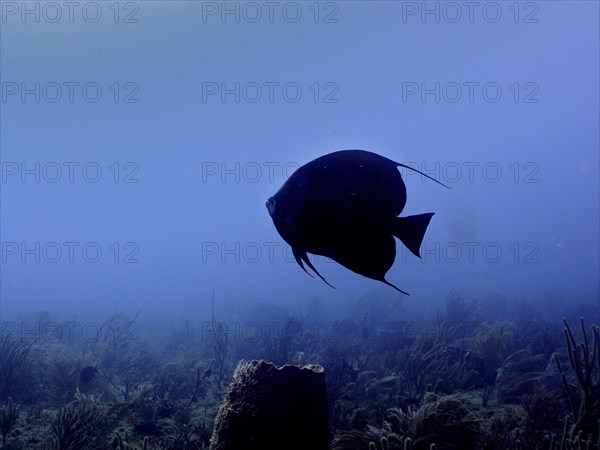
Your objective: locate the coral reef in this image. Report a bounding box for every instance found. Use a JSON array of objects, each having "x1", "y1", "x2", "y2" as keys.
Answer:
[{"x1": 0, "y1": 290, "x2": 597, "y2": 449}]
